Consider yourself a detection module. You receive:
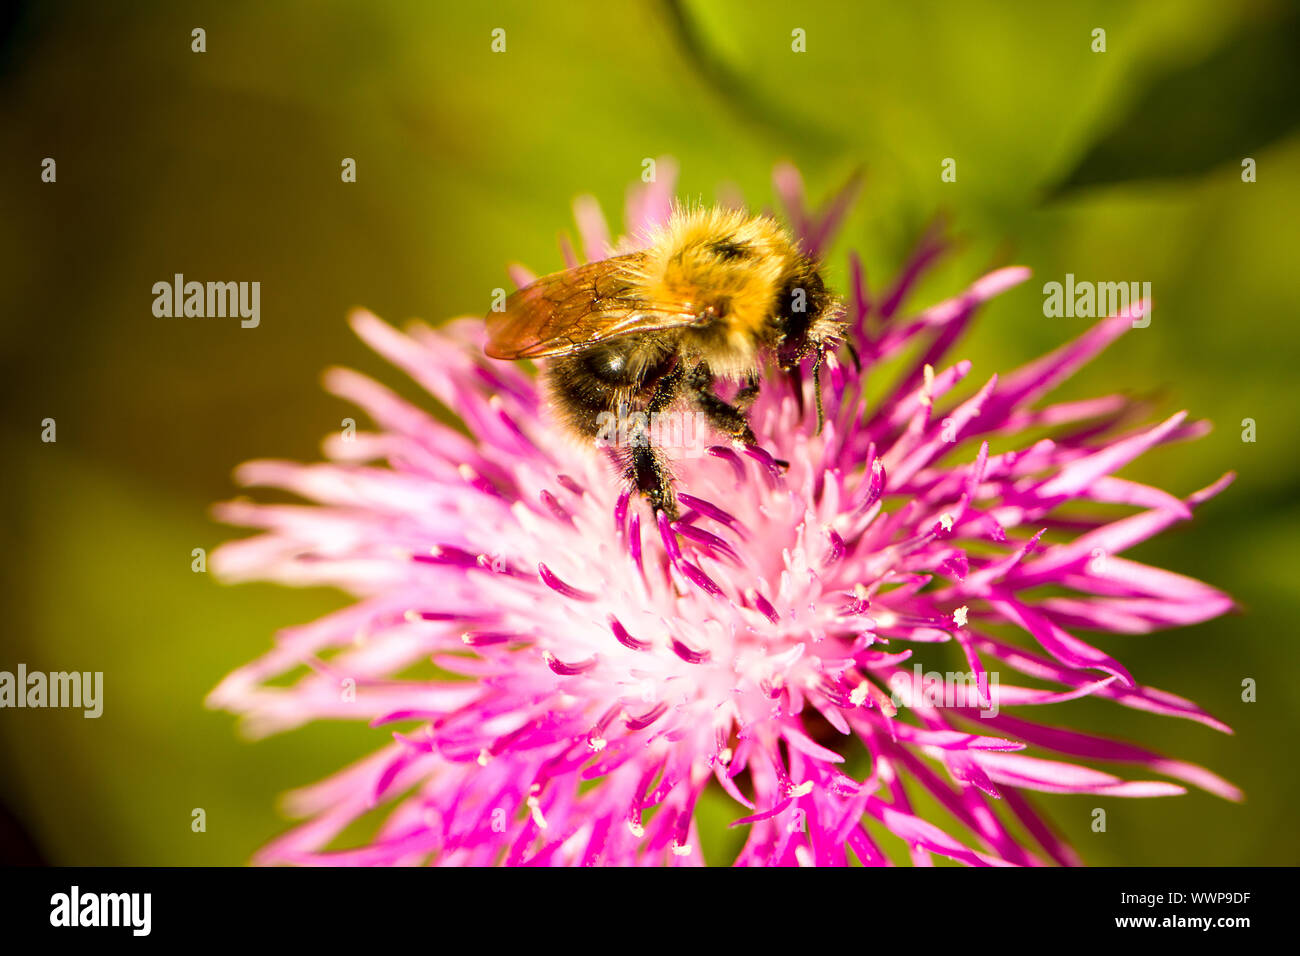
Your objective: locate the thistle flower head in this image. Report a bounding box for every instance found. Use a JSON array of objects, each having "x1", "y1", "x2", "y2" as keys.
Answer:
[{"x1": 210, "y1": 160, "x2": 1238, "y2": 866}]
